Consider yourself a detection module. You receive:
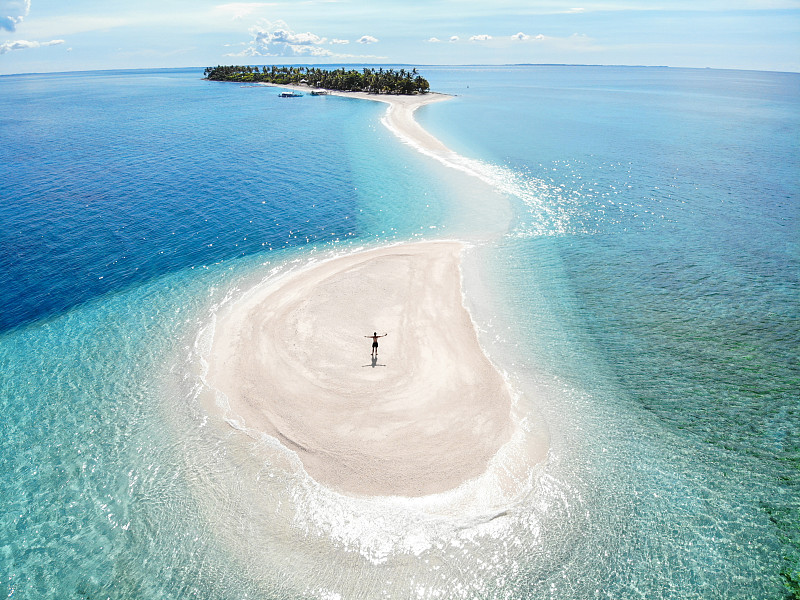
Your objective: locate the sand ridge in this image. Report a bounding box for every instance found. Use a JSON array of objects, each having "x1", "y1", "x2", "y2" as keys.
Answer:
[{"x1": 206, "y1": 242, "x2": 515, "y2": 497}]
